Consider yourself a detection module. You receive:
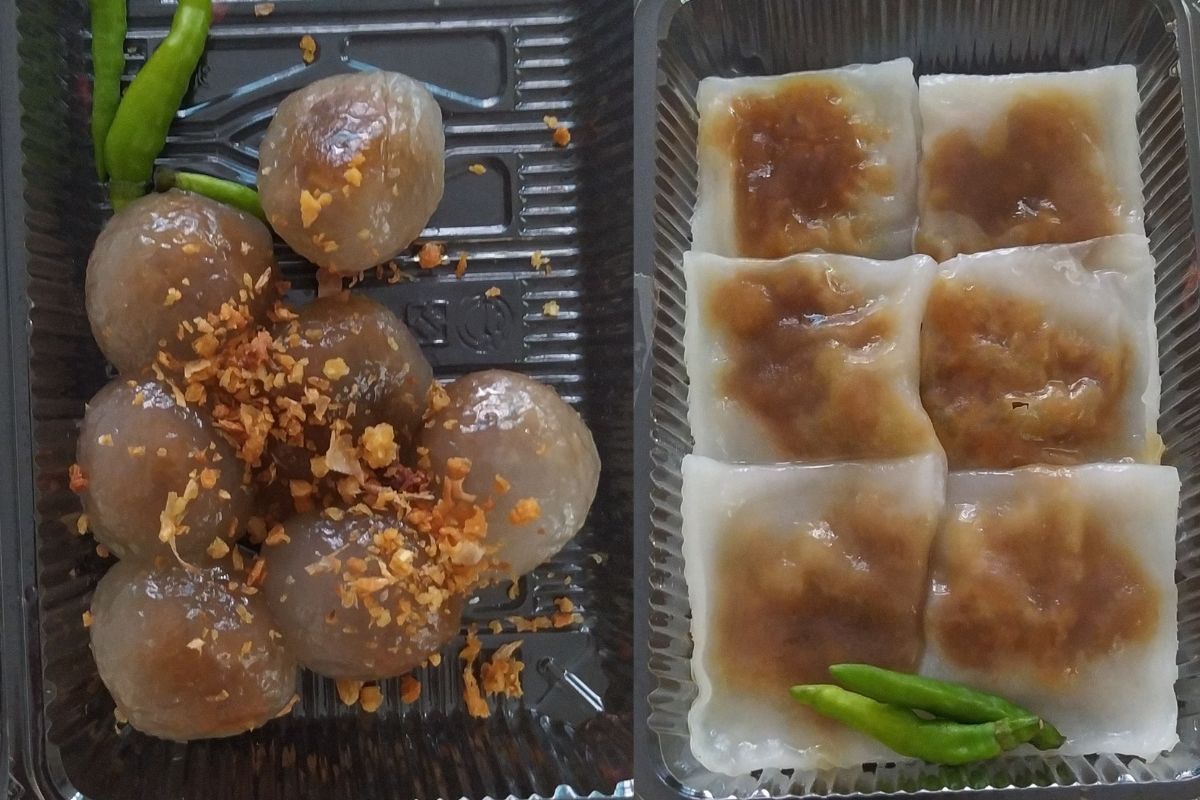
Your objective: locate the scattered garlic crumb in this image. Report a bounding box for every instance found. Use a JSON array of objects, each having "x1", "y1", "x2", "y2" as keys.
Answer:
[
  {"x1": 344, "y1": 166, "x2": 363, "y2": 187},
  {"x1": 336, "y1": 679, "x2": 364, "y2": 706},
  {"x1": 253, "y1": 2, "x2": 275, "y2": 15},
  {"x1": 543, "y1": 115, "x2": 559, "y2": 129},
  {"x1": 360, "y1": 423, "x2": 398, "y2": 469},
  {"x1": 468, "y1": 163, "x2": 487, "y2": 175},
  {"x1": 488, "y1": 619, "x2": 503, "y2": 634},
  {"x1": 323, "y1": 357, "x2": 350, "y2": 380},
  {"x1": 97, "y1": 434, "x2": 113, "y2": 447},
  {"x1": 75, "y1": 514, "x2": 89, "y2": 534},
  {"x1": 418, "y1": 242, "x2": 445, "y2": 270},
  {"x1": 485, "y1": 286, "x2": 501, "y2": 298},
  {"x1": 542, "y1": 300, "x2": 559, "y2": 317},
  {"x1": 186, "y1": 638, "x2": 205, "y2": 653},
  {"x1": 300, "y1": 189, "x2": 332, "y2": 228},
  {"x1": 181, "y1": 243, "x2": 200, "y2": 255},
  {"x1": 157, "y1": 447, "x2": 168, "y2": 457},
  {"x1": 199, "y1": 467, "x2": 219, "y2": 490},
  {"x1": 553, "y1": 126, "x2": 571, "y2": 147},
  {"x1": 207, "y1": 537, "x2": 230, "y2": 559},
  {"x1": 455, "y1": 252, "x2": 468, "y2": 279},
  {"x1": 299, "y1": 34, "x2": 318, "y2": 64},
  {"x1": 400, "y1": 674, "x2": 421, "y2": 704},
  {"x1": 82, "y1": 610, "x2": 93, "y2": 628},
  {"x1": 508, "y1": 497, "x2": 541, "y2": 525},
  {"x1": 530, "y1": 251, "x2": 550, "y2": 270},
  {"x1": 507, "y1": 580, "x2": 520, "y2": 600},
  {"x1": 360, "y1": 684, "x2": 384, "y2": 713}
]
